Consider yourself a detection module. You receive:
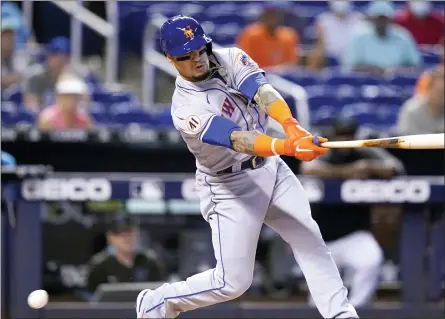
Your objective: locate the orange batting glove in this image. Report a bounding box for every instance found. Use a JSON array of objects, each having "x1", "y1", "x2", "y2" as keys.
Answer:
[
  {"x1": 283, "y1": 118, "x2": 311, "y2": 139},
  {"x1": 253, "y1": 134, "x2": 328, "y2": 161},
  {"x1": 293, "y1": 135, "x2": 329, "y2": 161}
]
